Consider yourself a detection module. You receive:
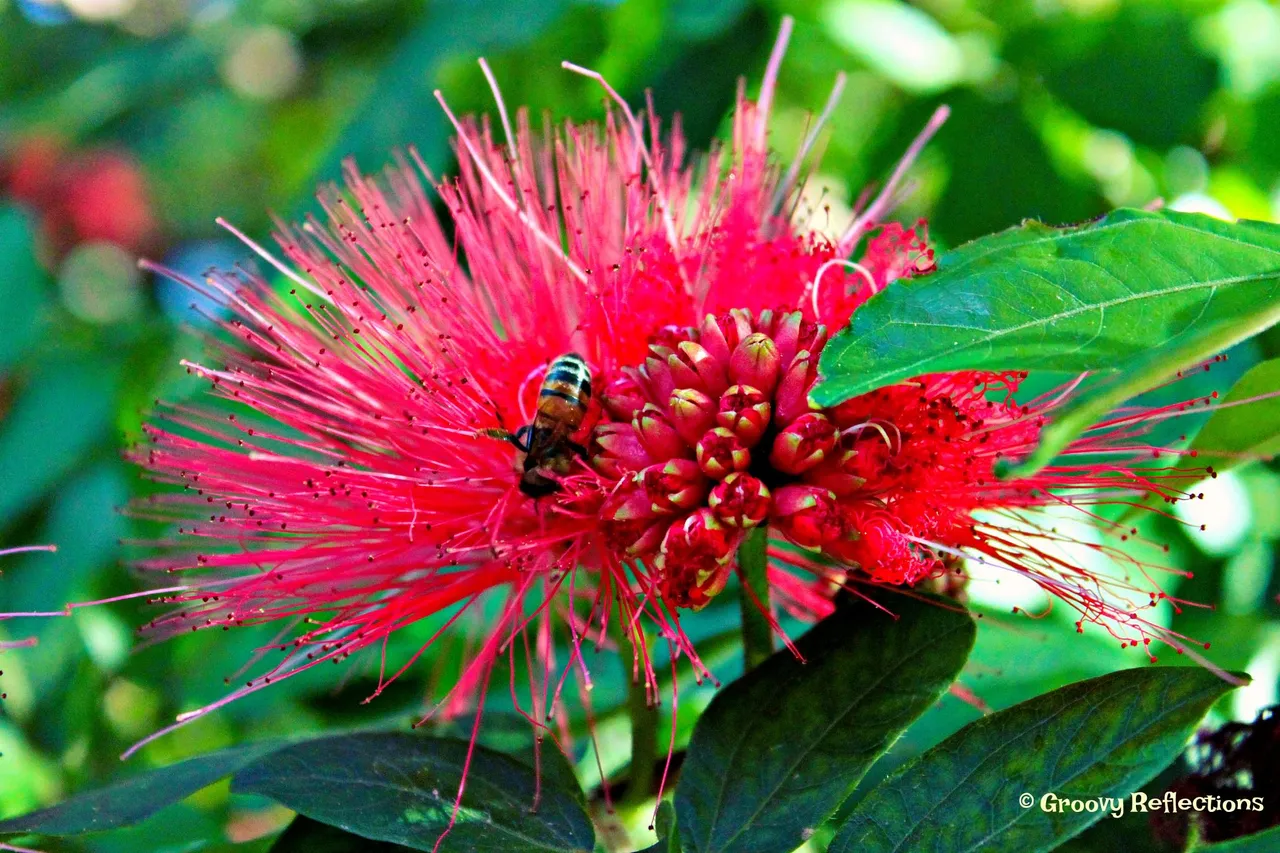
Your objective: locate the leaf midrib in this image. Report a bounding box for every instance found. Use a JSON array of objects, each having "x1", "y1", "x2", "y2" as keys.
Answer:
[{"x1": 697, "y1": 617, "x2": 972, "y2": 853}]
